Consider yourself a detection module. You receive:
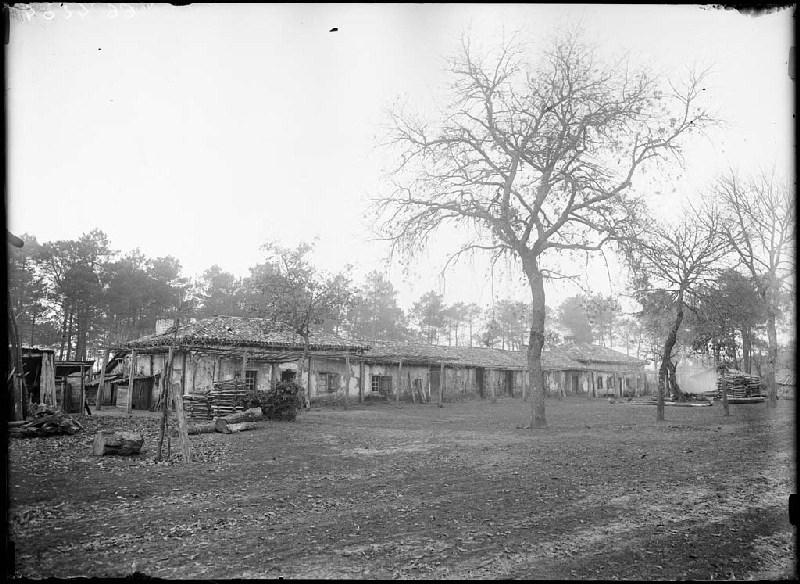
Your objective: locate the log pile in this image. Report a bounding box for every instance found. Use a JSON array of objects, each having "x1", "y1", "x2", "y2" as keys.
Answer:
[
  {"x1": 716, "y1": 371, "x2": 763, "y2": 399},
  {"x1": 208, "y1": 379, "x2": 250, "y2": 418},
  {"x1": 183, "y1": 392, "x2": 212, "y2": 422},
  {"x1": 8, "y1": 406, "x2": 83, "y2": 438}
]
